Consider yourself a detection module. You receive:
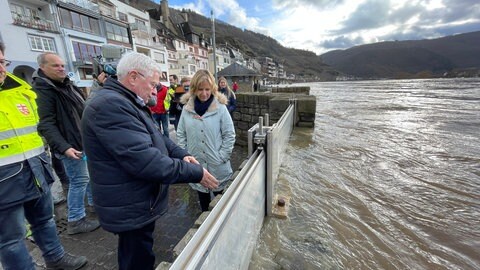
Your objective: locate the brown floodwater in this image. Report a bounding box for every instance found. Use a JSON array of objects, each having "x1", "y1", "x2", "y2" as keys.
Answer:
[{"x1": 250, "y1": 78, "x2": 480, "y2": 270}]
